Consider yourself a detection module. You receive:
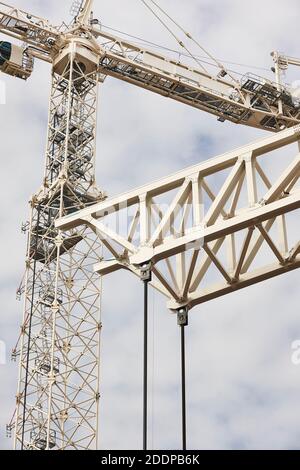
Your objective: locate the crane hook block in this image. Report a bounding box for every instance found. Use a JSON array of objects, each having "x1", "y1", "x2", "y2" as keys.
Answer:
[{"x1": 0, "y1": 41, "x2": 33, "y2": 80}]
